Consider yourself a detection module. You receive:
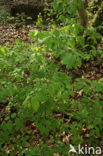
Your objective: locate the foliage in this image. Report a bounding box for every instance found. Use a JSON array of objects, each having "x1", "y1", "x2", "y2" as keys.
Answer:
[
  {"x1": 0, "y1": 30, "x2": 103, "y2": 155},
  {"x1": 0, "y1": 11, "x2": 10, "y2": 25},
  {"x1": 10, "y1": 12, "x2": 33, "y2": 27},
  {"x1": 0, "y1": 0, "x2": 103, "y2": 155},
  {"x1": 0, "y1": 9, "x2": 31, "y2": 26}
]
